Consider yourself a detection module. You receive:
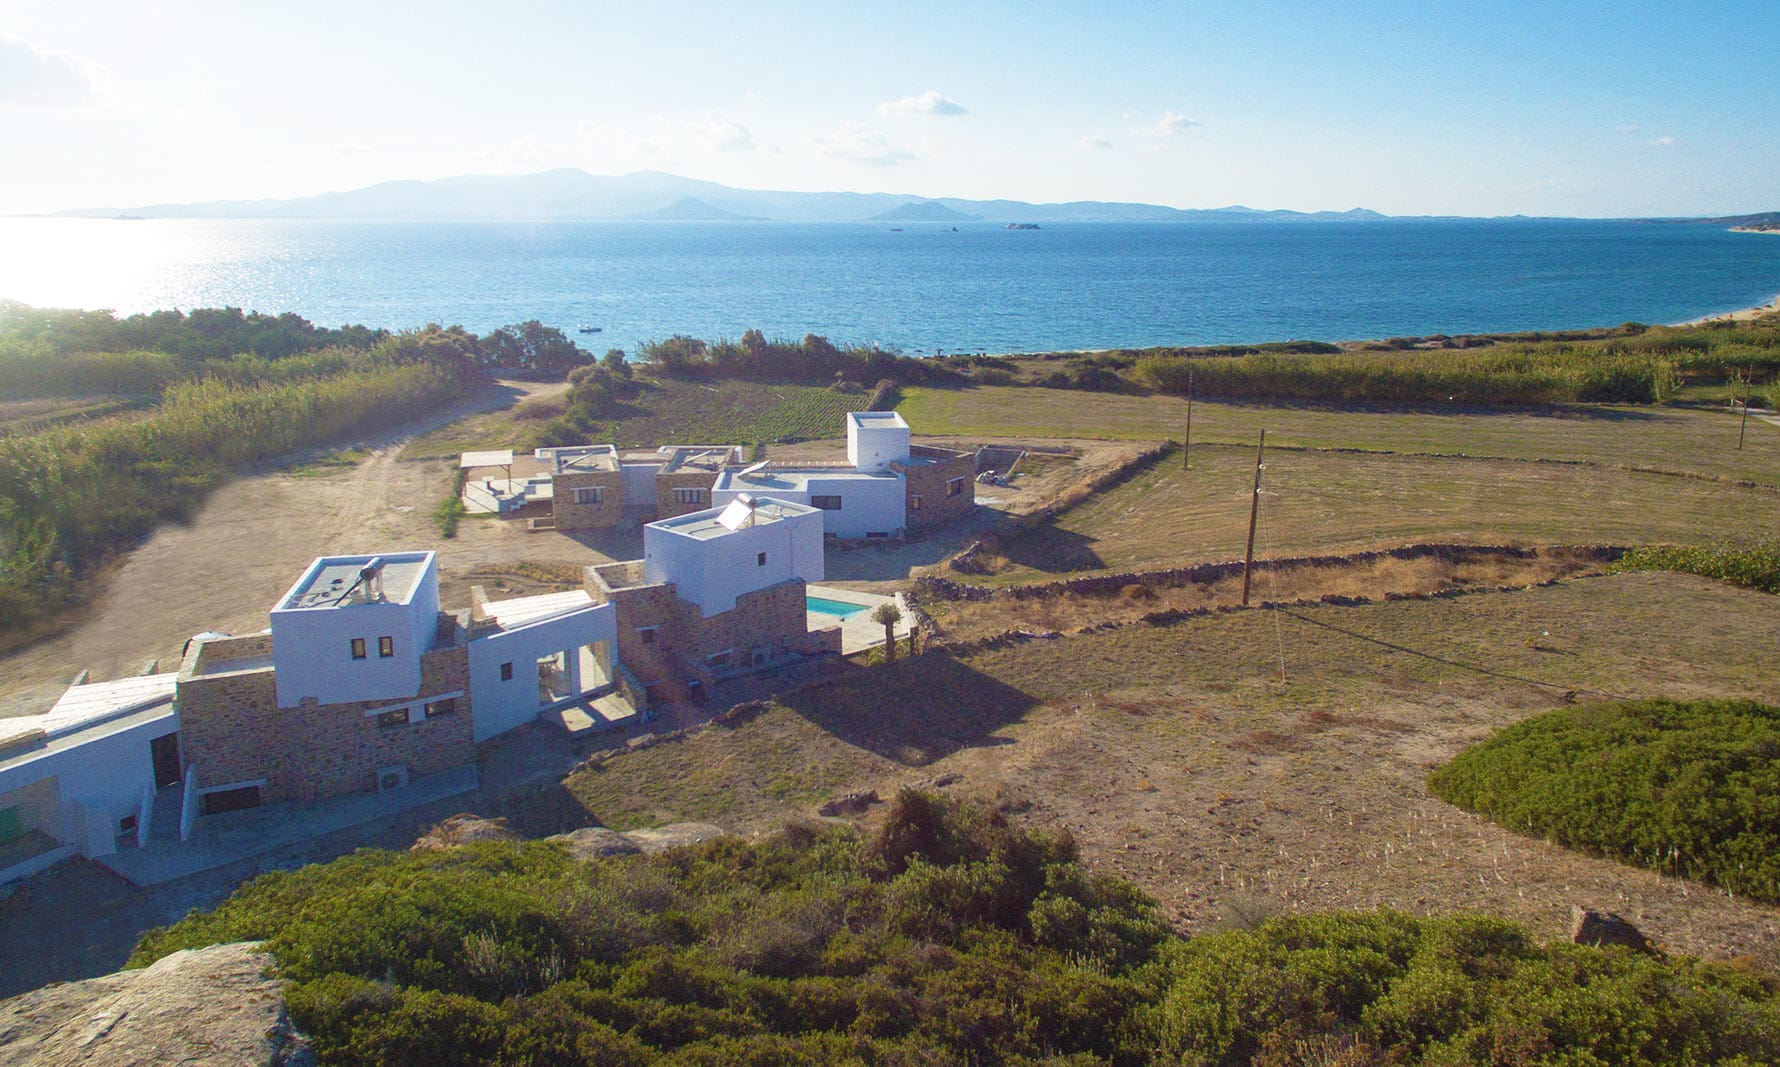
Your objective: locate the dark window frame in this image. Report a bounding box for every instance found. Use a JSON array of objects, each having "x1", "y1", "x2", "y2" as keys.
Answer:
[
  {"x1": 810, "y1": 494, "x2": 843, "y2": 510},
  {"x1": 500, "y1": 661, "x2": 514, "y2": 681},
  {"x1": 378, "y1": 635, "x2": 394, "y2": 658},
  {"x1": 350, "y1": 637, "x2": 366, "y2": 660}
]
